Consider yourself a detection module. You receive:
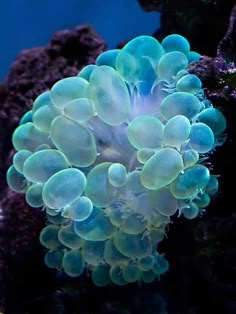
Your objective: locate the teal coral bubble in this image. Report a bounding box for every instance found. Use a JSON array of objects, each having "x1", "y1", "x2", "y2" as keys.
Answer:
[{"x1": 7, "y1": 34, "x2": 226, "y2": 286}]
